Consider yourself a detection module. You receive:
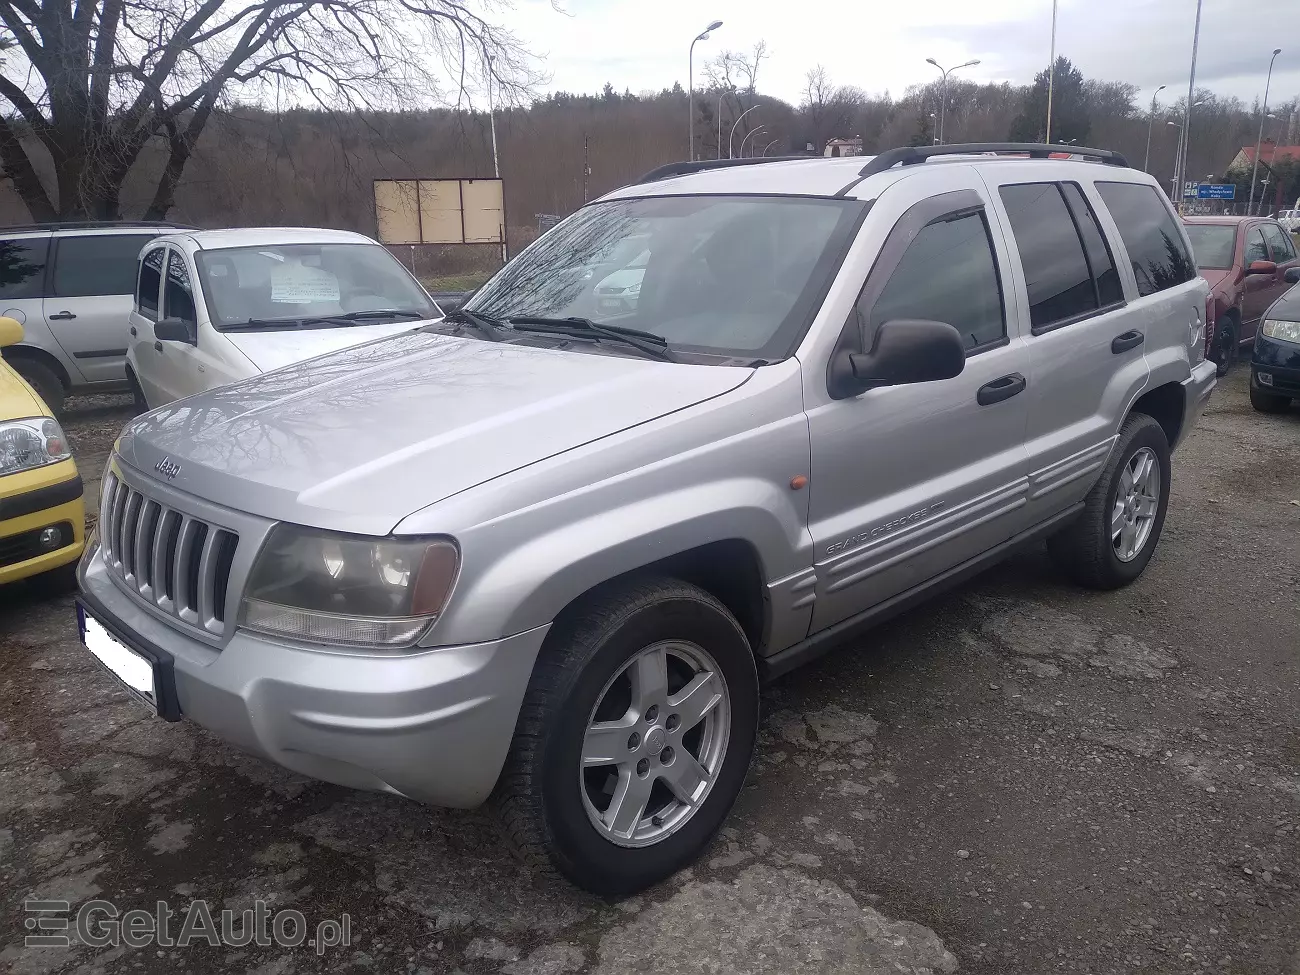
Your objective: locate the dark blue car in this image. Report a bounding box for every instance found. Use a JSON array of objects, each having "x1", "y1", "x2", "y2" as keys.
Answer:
[{"x1": 1251, "y1": 266, "x2": 1300, "y2": 413}]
